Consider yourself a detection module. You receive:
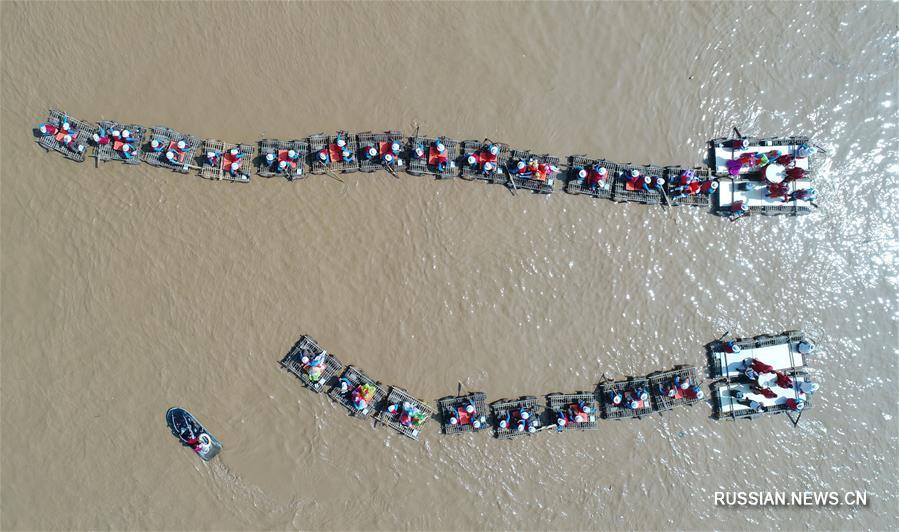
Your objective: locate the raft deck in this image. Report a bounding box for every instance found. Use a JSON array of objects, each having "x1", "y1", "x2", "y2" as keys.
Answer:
[
  {"x1": 460, "y1": 140, "x2": 509, "y2": 183},
  {"x1": 280, "y1": 336, "x2": 343, "y2": 392},
  {"x1": 377, "y1": 387, "x2": 435, "y2": 440},
  {"x1": 708, "y1": 135, "x2": 812, "y2": 177},
  {"x1": 599, "y1": 378, "x2": 654, "y2": 419},
  {"x1": 716, "y1": 178, "x2": 815, "y2": 216},
  {"x1": 546, "y1": 392, "x2": 599, "y2": 431},
  {"x1": 506, "y1": 150, "x2": 558, "y2": 194},
  {"x1": 198, "y1": 140, "x2": 255, "y2": 182},
  {"x1": 140, "y1": 127, "x2": 199, "y2": 173},
  {"x1": 95, "y1": 121, "x2": 145, "y2": 165},
  {"x1": 709, "y1": 330, "x2": 808, "y2": 379},
  {"x1": 327, "y1": 366, "x2": 386, "y2": 418},
  {"x1": 357, "y1": 131, "x2": 405, "y2": 173},
  {"x1": 257, "y1": 139, "x2": 308, "y2": 180},
  {"x1": 406, "y1": 136, "x2": 459, "y2": 179},
  {"x1": 35, "y1": 109, "x2": 97, "y2": 163},
  {"x1": 490, "y1": 396, "x2": 543, "y2": 440},
  {"x1": 564, "y1": 156, "x2": 616, "y2": 199},
  {"x1": 437, "y1": 393, "x2": 489, "y2": 434},
  {"x1": 309, "y1": 132, "x2": 359, "y2": 174},
  {"x1": 647, "y1": 366, "x2": 703, "y2": 412},
  {"x1": 664, "y1": 166, "x2": 714, "y2": 207},
  {"x1": 712, "y1": 371, "x2": 812, "y2": 419},
  {"x1": 613, "y1": 164, "x2": 666, "y2": 205}
]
